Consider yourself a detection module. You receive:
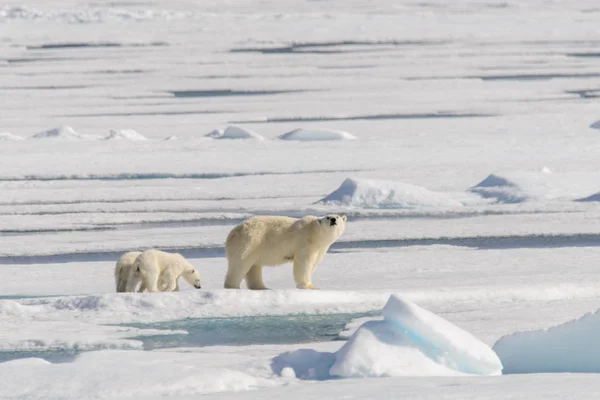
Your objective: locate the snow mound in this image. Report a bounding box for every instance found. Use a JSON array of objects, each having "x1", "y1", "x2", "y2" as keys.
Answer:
[
  {"x1": 469, "y1": 173, "x2": 528, "y2": 204},
  {"x1": 329, "y1": 294, "x2": 502, "y2": 377},
  {"x1": 31, "y1": 126, "x2": 99, "y2": 140},
  {"x1": 317, "y1": 178, "x2": 463, "y2": 209},
  {"x1": 104, "y1": 129, "x2": 147, "y2": 141},
  {"x1": 206, "y1": 125, "x2": 264, "y2": 140},
  {"x1": 272, "y1": 349, "x2": 336, "y2": 380},
  {"x1": 278, "y1": 128, "x2": 356, "y2": 141},
  {"x1": 0, "y1": 132, "x2": 24, "y2": 141},
  {"x1": 469, "y1": 170, "x2": 600, "y2": 203},
  {"x1": 3, "y1": 290, "x2": 388, "y2": 324},
  {"x1": 0, "y1": 350, "x2": 277, "y2": 398},
  {"x1": 577, "y1": 192, "x2": 600, "y2": 202},
  {"x1": 493, "y1": 308, "x2": 600, "y2": 373},
  {"x1": 590, "y1": 120, "x2": 600, "y2": 129}
]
